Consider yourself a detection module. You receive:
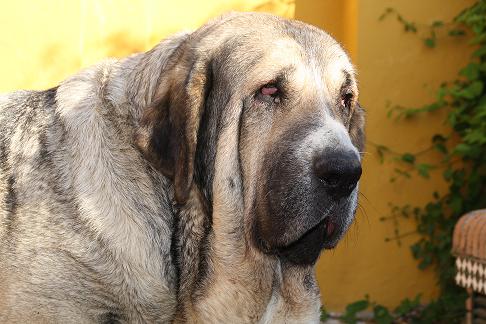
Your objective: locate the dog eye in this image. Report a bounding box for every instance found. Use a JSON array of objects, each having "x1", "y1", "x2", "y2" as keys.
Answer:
[
  {"x1": 341, "y1": 91, "x2": 353, "y2": 112},
  {"x1": 257, "y1": 84, "x2": 281, "y2": 104}
]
